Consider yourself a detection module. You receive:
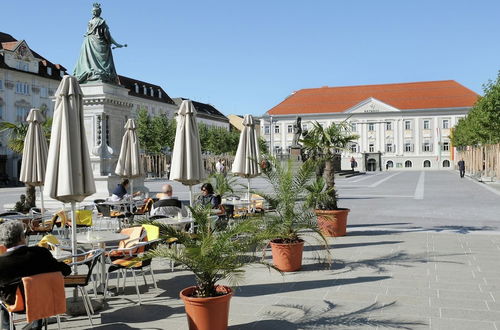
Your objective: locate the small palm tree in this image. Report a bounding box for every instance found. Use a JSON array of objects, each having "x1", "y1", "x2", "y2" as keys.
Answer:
[
  {"x1": 301, "y1": 121, "x2": 358, "y2": 210},
  {"x1": 257, "y1": 156, "x2": 330, "y2": 265},
  {"x1": 206, "y1": 172, "x2": 239, "y2": 198},
  {"x1": 0, "y1": 117, "x2": 52, "y2": 208},
  {"x1": 145, "y1": 205, "x2": 266, "y2": 297}
]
